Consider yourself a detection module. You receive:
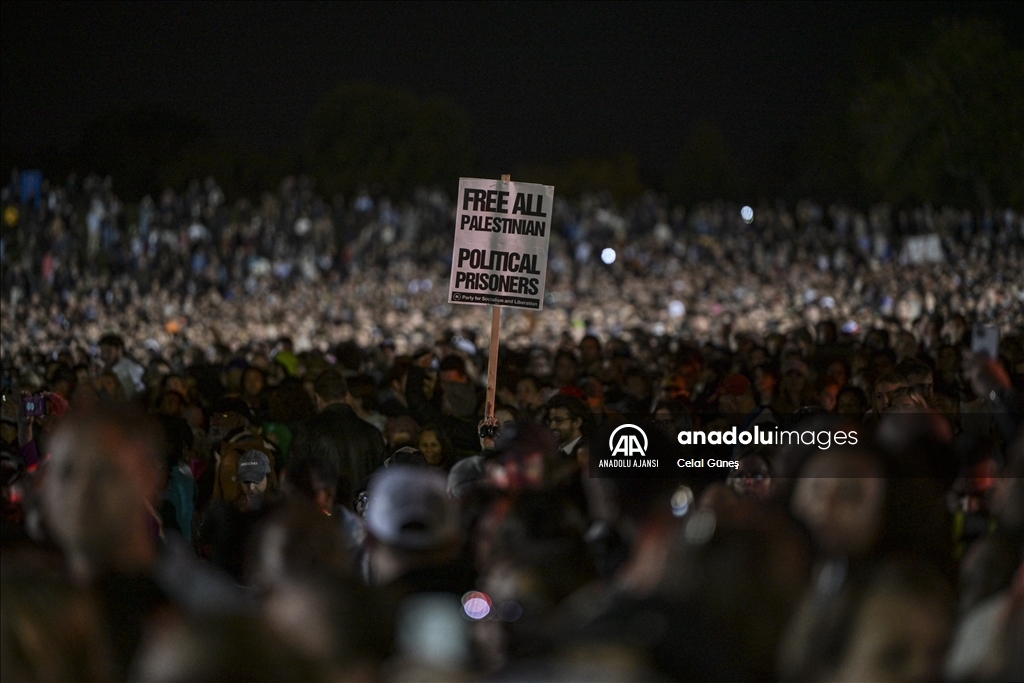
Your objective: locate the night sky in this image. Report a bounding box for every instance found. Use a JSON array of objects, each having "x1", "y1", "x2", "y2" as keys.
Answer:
[{"x1": 2, "y1": 1, "x2": 1021, "y2": 180}]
